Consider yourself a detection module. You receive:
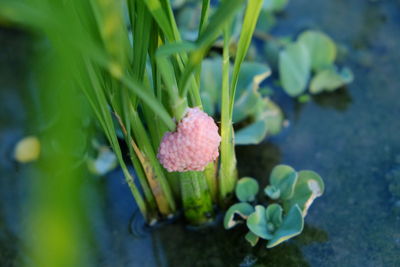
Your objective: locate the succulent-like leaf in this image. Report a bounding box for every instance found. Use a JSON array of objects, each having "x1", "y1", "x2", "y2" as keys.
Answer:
[
  {"x1": 283, "y1": 170, "x2": 324, "y2": 216},
  {"x1": 235, "y1": 120, "x2": 268, "y2": 145},
  {"x1": 245, "y1": 231, "x2": 260, "y2": 247},
  {"x1": 269, "y1": 165, "x2": 298, "y2": 199},
  {"x1": 279, "y1": 42, "x2": 311, "y2": 97},
  {"x1": 224, "y1": 203, "x2": 255, "y2": 229},
  {"x1": 266, "y1": 204, "x2": 304, "y2": 248},
  {"x1": 247, "y1": 205, "x2": 274, "y2": 240},
  {"x1": 233, "y1": 62, "x2": 271, "y2": 122},
  {"x1": 264, "y1": 185, "x2": 281, "y2": 199},
  {"x1": 310, "y1": 66, "x2": 353, "y2": 94},
  {"x1": 235, "y1": 98, "x2": 283, "y2": 145},
  {"x1": 298, "y1": 30, "x2": 336, "y2": 71},
  {"x1": 266, "y1": 203, "x2": 283, "y2": 229},
  {"x1": 236, "y1": 177, "x2": 260, "y2": 202}
]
